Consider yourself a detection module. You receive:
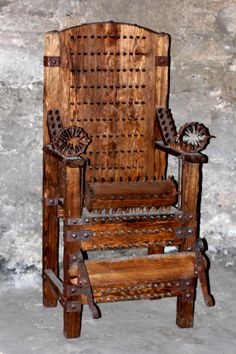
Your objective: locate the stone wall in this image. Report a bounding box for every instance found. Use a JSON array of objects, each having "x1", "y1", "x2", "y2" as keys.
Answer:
[{"x1": 0, "y1": 0, "x2": 235, "y2": 277}]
